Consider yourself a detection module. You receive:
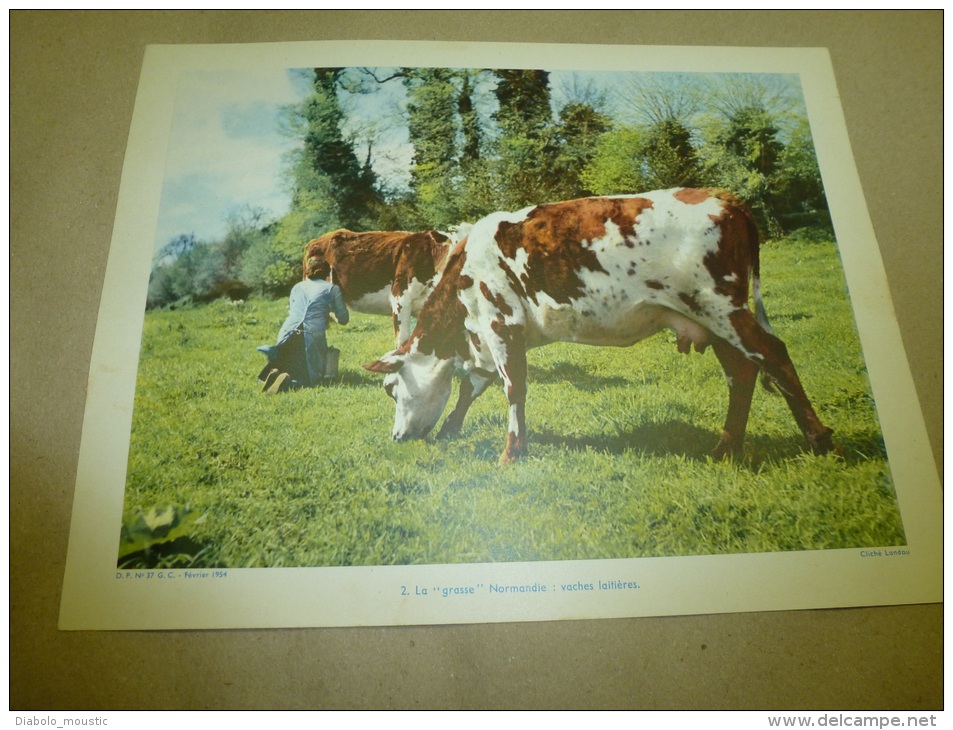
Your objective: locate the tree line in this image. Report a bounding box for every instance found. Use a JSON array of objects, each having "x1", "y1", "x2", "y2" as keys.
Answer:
[{"x1": 147, "y1": 66, "x2": 832, "y2": 309}]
